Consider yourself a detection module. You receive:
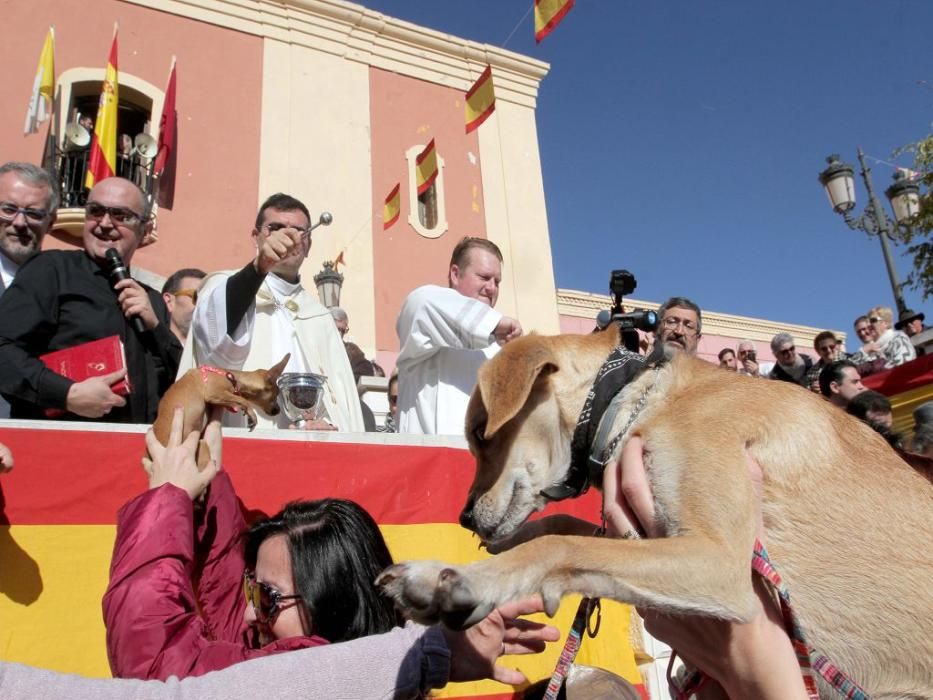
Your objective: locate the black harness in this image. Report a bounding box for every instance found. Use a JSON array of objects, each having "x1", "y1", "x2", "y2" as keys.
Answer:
[{"x1": 540, "y1": 341, "x2": 645, "y2": 502}]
